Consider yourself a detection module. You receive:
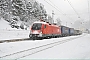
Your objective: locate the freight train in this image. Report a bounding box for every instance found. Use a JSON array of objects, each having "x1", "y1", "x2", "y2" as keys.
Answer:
[{"x1": 29, "y1": 20, "x2": 82, "y2": 40}]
